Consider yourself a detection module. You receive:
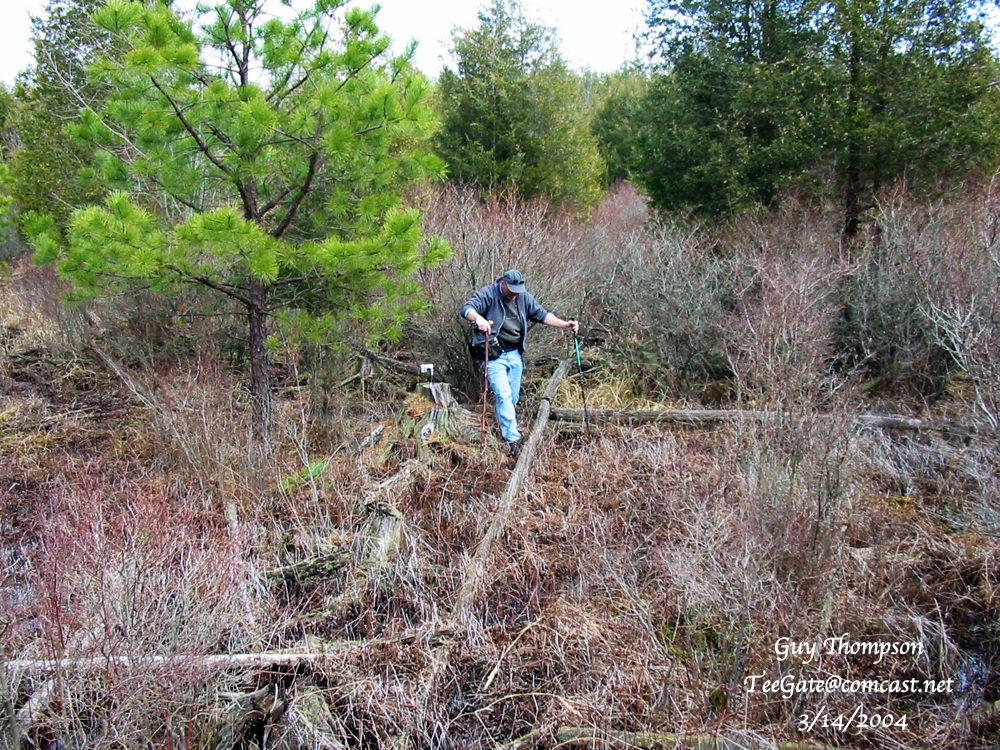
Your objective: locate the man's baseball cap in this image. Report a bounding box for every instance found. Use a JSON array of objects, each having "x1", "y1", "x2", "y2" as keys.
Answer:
[{"x1": 501, "y1": 269, "x2": 527, "y2": 293}]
